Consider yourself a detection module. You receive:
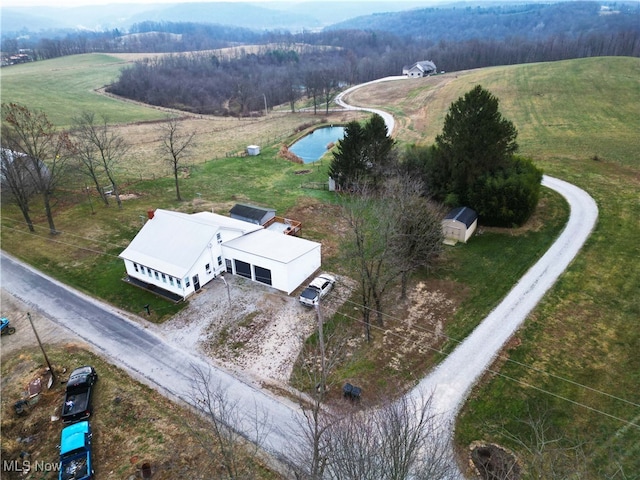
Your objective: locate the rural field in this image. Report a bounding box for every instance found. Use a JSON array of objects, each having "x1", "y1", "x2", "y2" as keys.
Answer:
[{"x1": 1, "y1": 54, "x2": 639, "y2": 477}]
